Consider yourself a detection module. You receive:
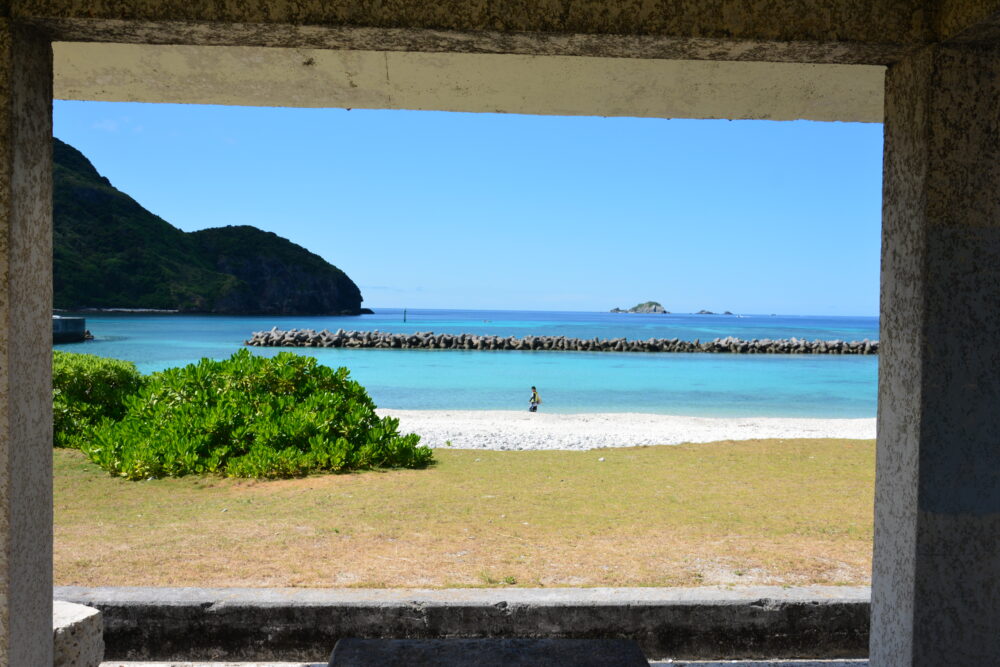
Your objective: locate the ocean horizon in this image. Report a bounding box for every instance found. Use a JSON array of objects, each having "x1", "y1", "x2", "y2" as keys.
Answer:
[{"x1": 54, "y1": 308, "x2": 879, "y2": 419}]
